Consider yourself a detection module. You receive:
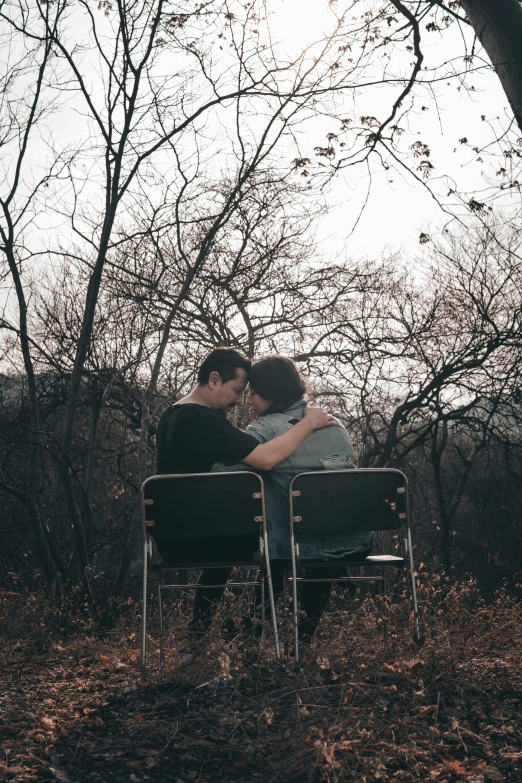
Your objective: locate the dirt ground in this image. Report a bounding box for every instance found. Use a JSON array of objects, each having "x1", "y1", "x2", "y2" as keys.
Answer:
[{"x1": 1, "y1": 574, "x2": 521, "y2": 783}]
